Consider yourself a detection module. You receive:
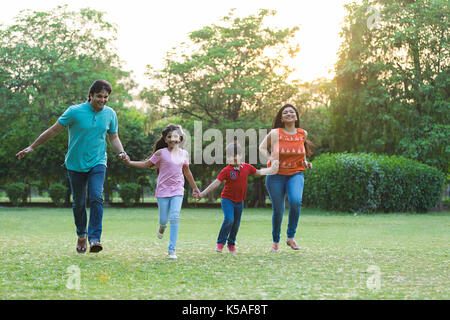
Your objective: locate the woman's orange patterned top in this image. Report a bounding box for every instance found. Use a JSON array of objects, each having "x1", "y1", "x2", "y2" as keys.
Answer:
[{"x1": 268, "y1": 128, "x2": 306, "y2": 175}]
